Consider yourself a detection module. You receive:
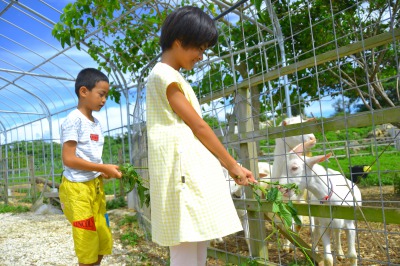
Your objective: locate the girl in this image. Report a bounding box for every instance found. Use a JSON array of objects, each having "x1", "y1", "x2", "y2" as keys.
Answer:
[{"x1": 146, "y1": 6, "x2": 257, "y2": 266}]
